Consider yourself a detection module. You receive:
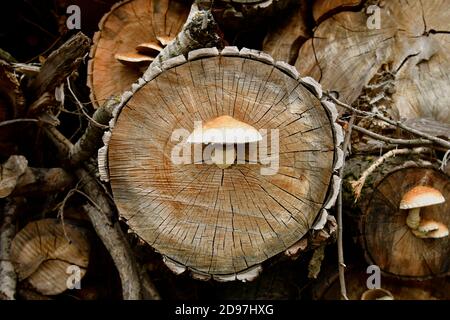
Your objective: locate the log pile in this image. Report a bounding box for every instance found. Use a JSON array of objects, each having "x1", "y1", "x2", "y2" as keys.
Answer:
[{"x1": 0, "y1": 0, "x2": 448, "y2": 300}]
